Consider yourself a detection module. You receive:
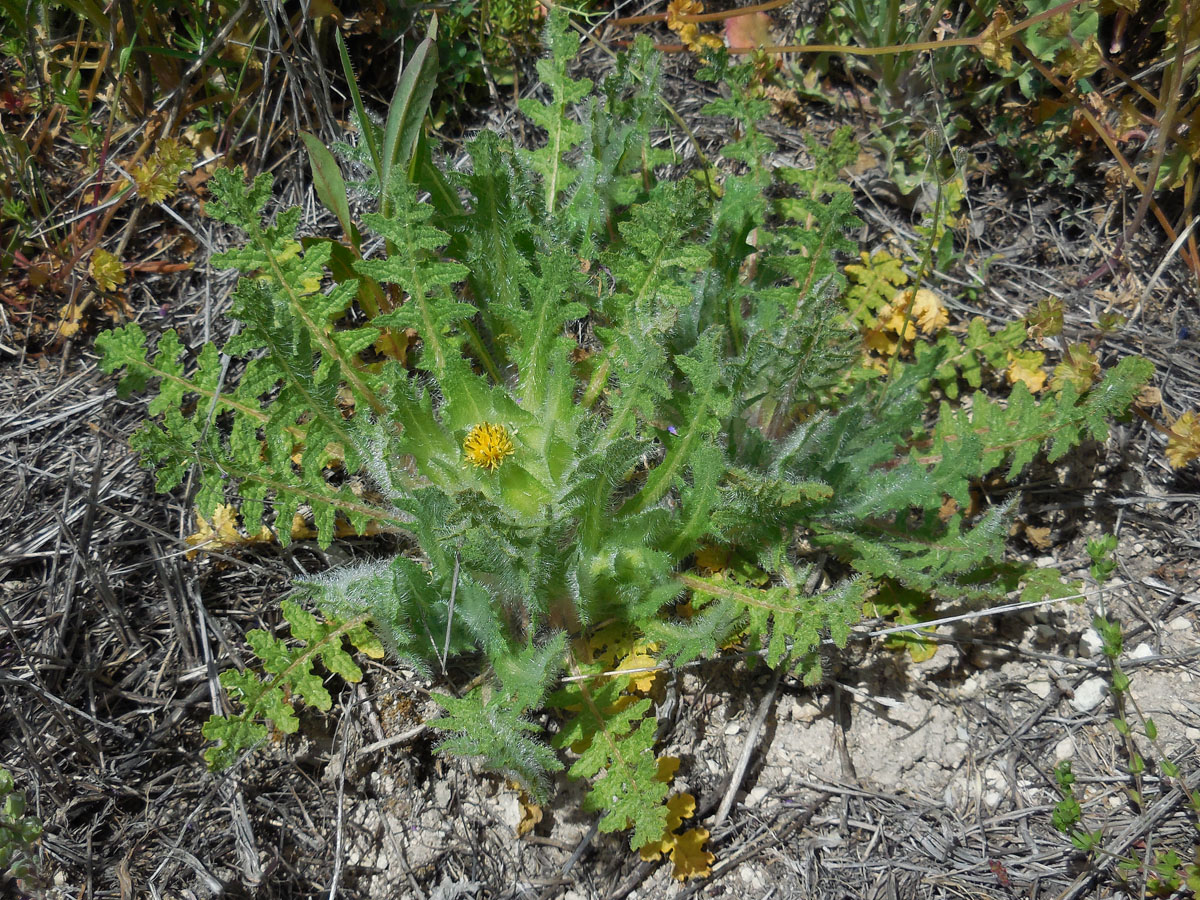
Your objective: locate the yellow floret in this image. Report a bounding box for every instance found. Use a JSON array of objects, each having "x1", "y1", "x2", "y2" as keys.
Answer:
[{"x1": 463, "y1": 423, "x2": 516, "y2": 471}]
